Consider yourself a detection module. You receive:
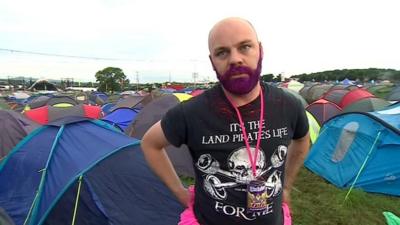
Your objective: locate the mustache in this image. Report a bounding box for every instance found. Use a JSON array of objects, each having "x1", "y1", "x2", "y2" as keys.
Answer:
[{"x1": 221, "y1": 65, "x2": 254, "y2": 79}]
